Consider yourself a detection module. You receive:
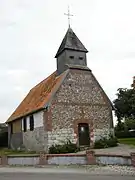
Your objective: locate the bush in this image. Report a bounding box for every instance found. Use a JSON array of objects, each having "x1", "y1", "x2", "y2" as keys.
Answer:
[
  {"x1": 94, "y1": 139, "x2": 106, "y2": 149},
  {"x1": 94, "y1": 136, "x2": 118, "y2": 149},
  {"x1": 106, "y1": 136, "x2": 118, "y2": 147},
  {"x1": 49, "y1": 140, "x2": 80, "y2": 154}
]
